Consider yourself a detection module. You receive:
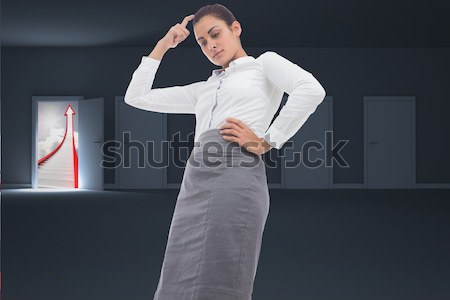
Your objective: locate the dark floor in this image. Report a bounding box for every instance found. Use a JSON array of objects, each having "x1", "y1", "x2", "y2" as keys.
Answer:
[{"x1": 1, "y1": 188, "x2": 450, "y2": 300}]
